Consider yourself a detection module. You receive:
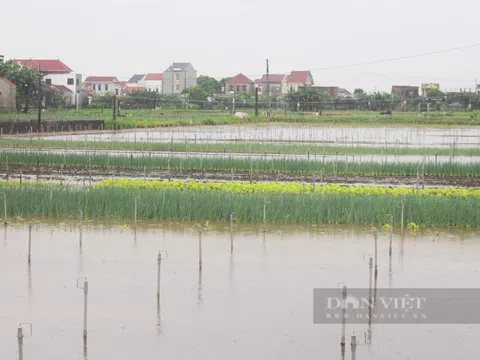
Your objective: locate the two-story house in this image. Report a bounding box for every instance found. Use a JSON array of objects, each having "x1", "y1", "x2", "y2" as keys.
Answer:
[
  {"x1": 84, "y1": 76, "x2": 124, "y2": 96},
  {"x1": 225, "y1": 73, "x2": 254, "y2": 94},
  {"x1": 254, "y1": 74, "x2": 288, "y2": 100},
  {"x1": 287, "y1": 71, "x2": 314, "y2": 92},
  {"x1": 11, "y1": 59, "x2": 82, "y2": 106},
  {"x1": 138, "y1": 73, "x2": 163, "y2": 93},
  {"x1": 162, "y1": 63, "x2": 197, "y2": 94}
]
